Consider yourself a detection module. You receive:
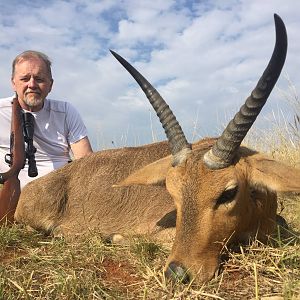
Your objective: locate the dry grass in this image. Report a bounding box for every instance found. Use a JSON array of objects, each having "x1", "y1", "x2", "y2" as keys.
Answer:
[
  {"x1": 0, "y1": 218, "x2": 299, "y2": 299},
  {"x1": 1, "y1": 86, "x2": 300, "y2": 299}
]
